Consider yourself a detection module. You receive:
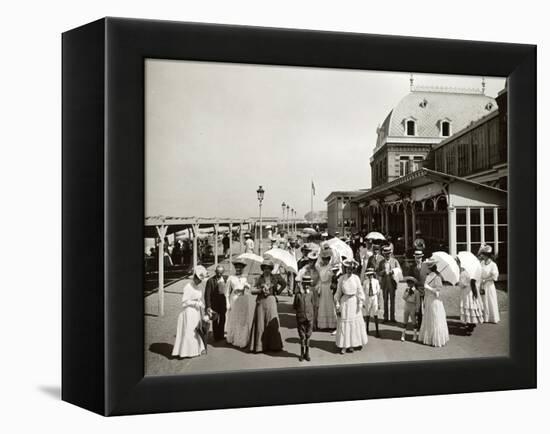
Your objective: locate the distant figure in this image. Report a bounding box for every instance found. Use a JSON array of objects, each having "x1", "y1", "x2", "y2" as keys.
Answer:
[
  {"x1": 407, "y1": 250, "x2": 428, "y2": 327},
  {"x1": 222, "y1": 233, "x2": 230, "y2": 259},
  {"x1": 225, "y1": 259, "x2": 254, "y2": 348},
  {"x1": 315, "y1": 248, "x2": 338, "y2": 330},
  {"x1": 363, "y1": 268, "x2": 382, "y2": 337},
  {"x1": 377, "y1": 245, "x2": 401, "y2": 323},
  {"x1": 244, "y1": 233, "x2": 255, "y2": 254},
  {"x1": 413, "y1": 230, "x2": 426, "y2": 252},
  {"x1": 401, "y1": 276, "x2": 421, "y2": 342},
  {"x1": 455, "y1": 257, "x2": 484, "y2": 335}
]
